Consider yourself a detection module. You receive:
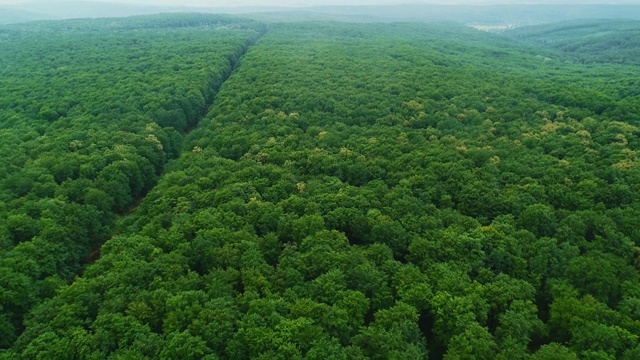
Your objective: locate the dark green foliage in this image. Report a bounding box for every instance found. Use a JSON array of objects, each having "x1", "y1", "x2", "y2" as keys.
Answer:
[
  {"x1": 0, "y1": 14, "x2": 264, "y2": 350},
  {"x1": 3, "y1": 16, "x2": 640, "y2": 359}
]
